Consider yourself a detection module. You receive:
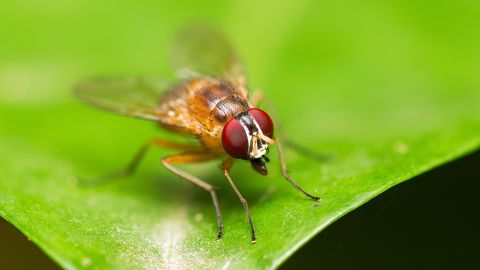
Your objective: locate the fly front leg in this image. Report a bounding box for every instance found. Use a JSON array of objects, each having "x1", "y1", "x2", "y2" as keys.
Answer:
[
  {"x1": 251, "y1": 91, "x2": 330, "y2": 162},
  {"x1": 222, "y1": 158, "x2": 257, "y2": 243},
  {"x1": 275, "y1": 136, "x2": 320, "y2": 201},
  {"x1": 81, "y1": 138, "x2": 202, "y2": 186},
  {"x1": 161, "y1": 151, "x2": 224, "y2": 240}
]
